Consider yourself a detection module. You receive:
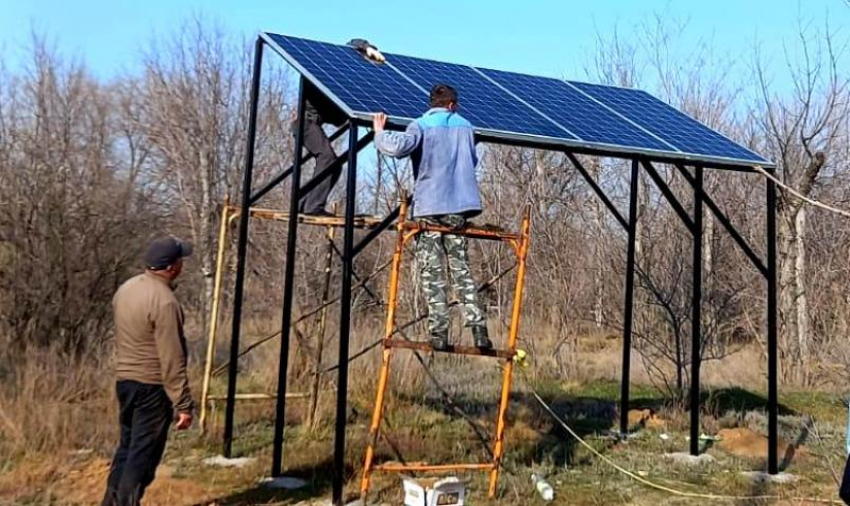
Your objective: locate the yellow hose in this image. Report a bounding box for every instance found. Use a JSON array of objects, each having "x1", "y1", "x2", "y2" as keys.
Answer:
[{"x1": 519, "y1": 374, "x2": 843, "y2": 504}]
